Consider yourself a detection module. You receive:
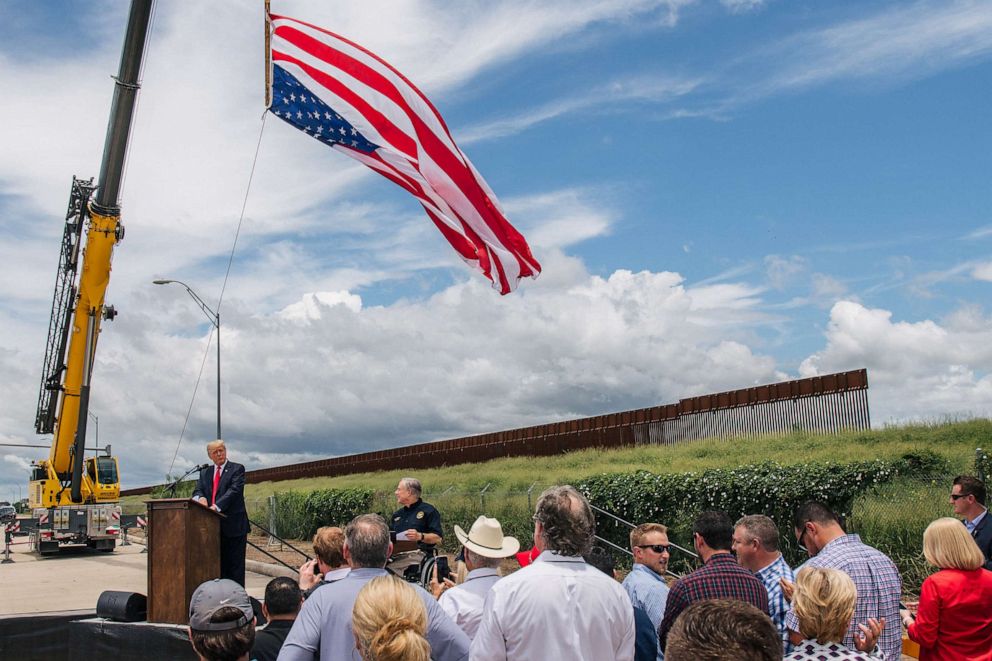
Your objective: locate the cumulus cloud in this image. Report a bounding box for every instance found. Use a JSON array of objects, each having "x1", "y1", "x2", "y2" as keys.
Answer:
[
  {"x1": 0, "y1": 257, "x2": 790, "y2": 491},
  {"x1": 800, "y1": 301, "x2": 992, "y2": 422}
]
